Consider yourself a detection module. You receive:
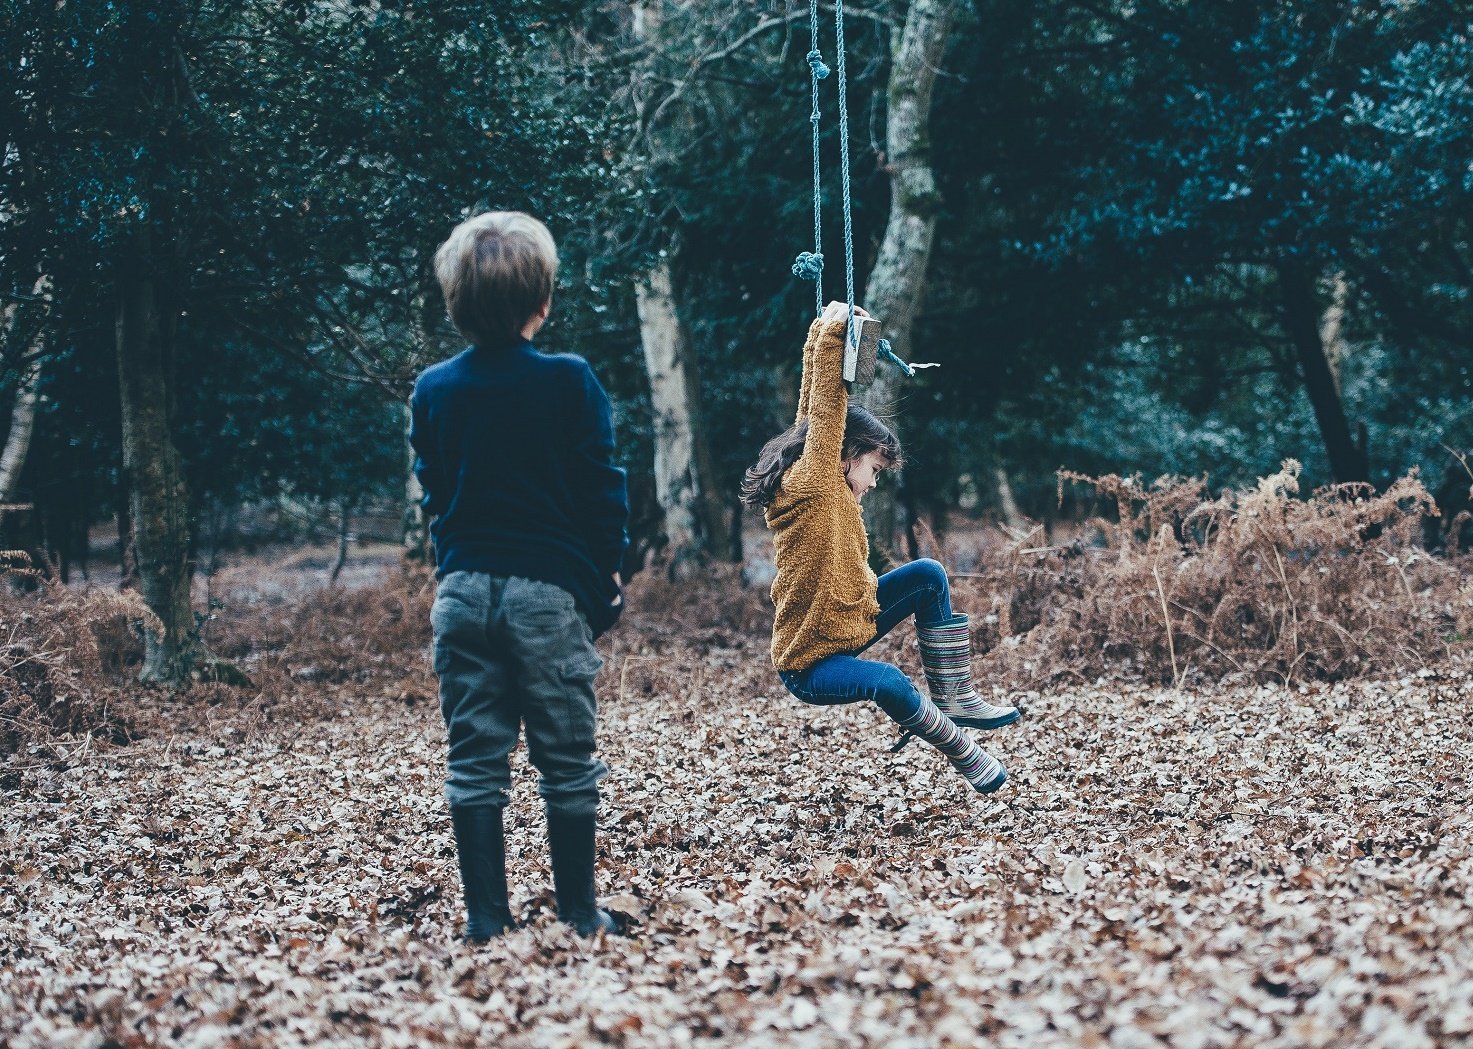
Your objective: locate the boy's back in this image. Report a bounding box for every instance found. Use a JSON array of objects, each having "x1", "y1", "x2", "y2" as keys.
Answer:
[{"x1": 411, "y1": 340, "x2": 626, "y2": 636}]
